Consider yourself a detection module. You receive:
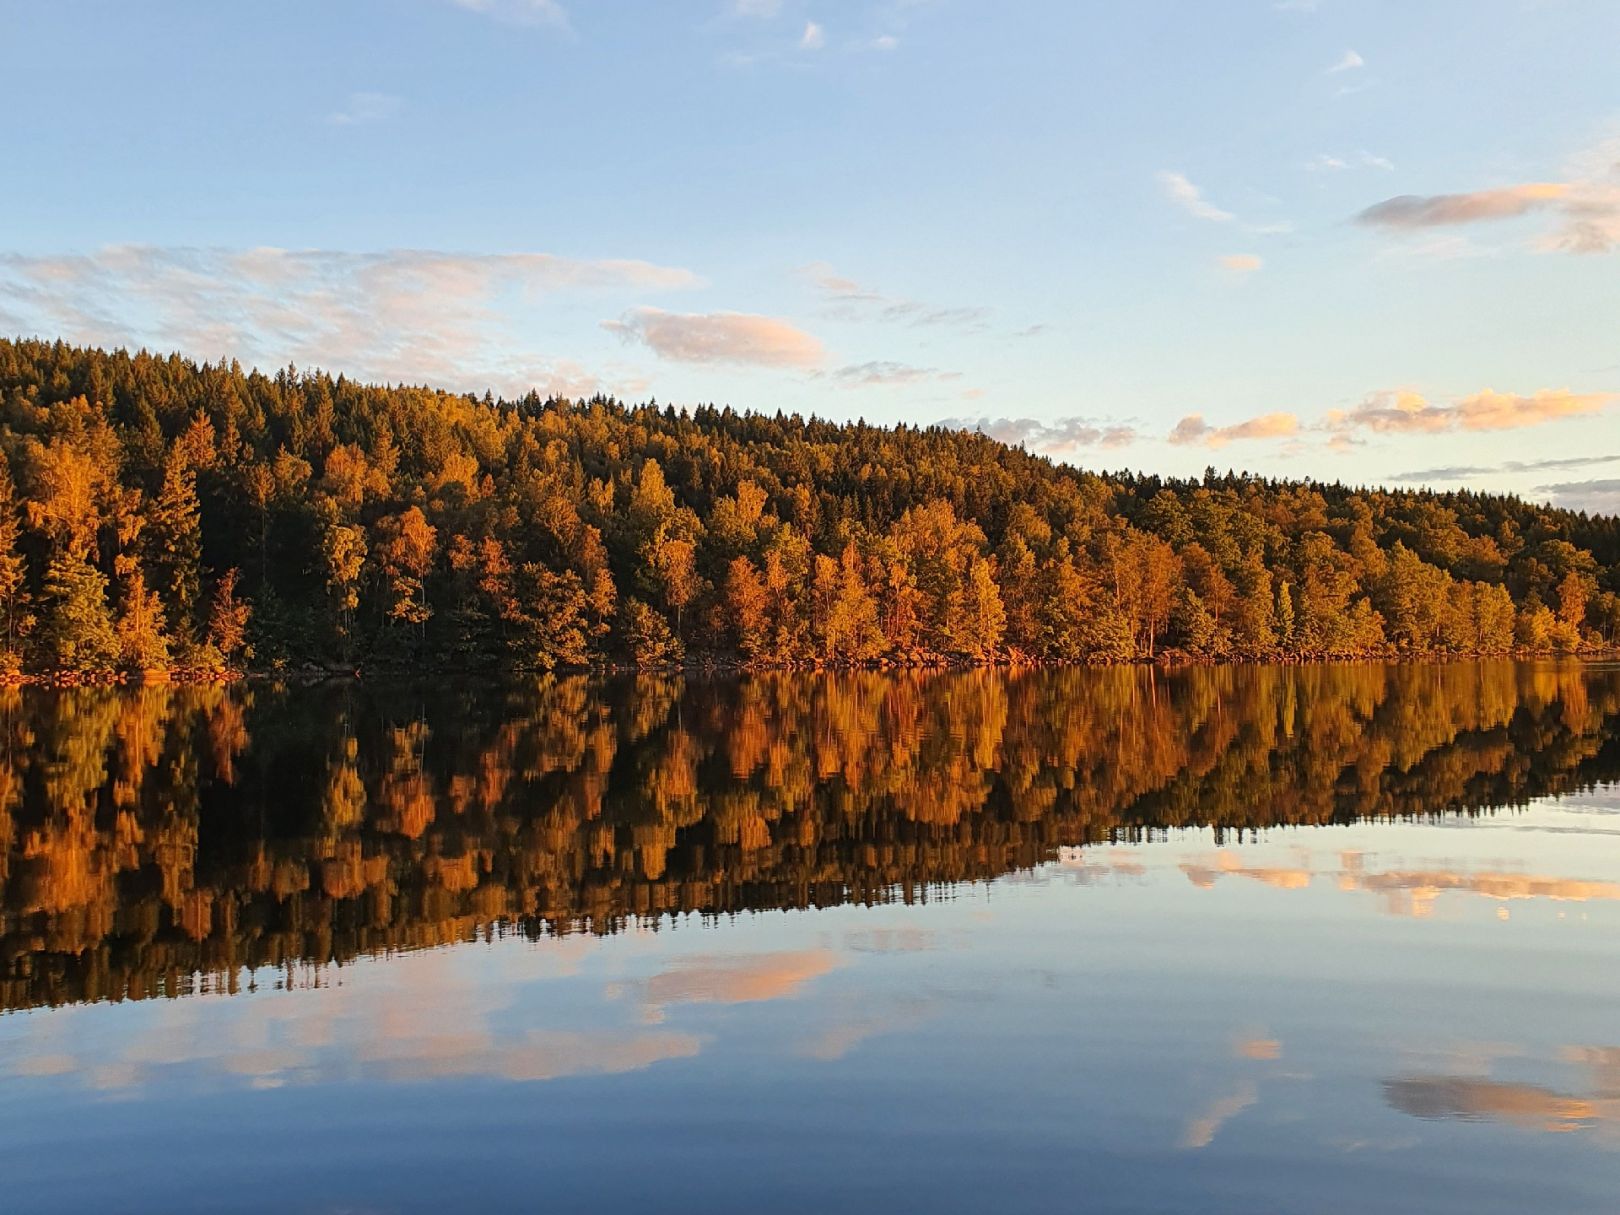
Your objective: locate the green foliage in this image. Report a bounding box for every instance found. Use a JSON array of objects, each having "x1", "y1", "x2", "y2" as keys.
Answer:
[{"x1": 0, "y1": 337, "x2": 1615, "y2": 673}]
